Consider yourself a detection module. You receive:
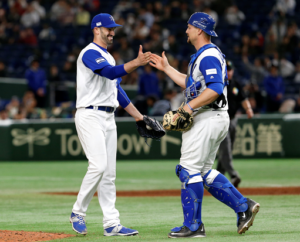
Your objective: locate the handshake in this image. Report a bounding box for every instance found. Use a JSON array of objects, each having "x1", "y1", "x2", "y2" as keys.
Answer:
[{"x1": 134, "y1": 45, "x2": 169, "y2": 73}]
